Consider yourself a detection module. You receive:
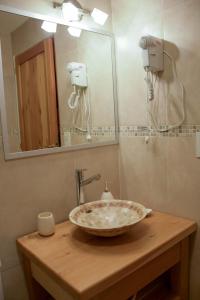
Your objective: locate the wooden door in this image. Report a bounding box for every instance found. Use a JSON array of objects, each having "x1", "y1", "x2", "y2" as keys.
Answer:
[{"x1": 15, "y1": 38, "x2": 60, "y2": 151}]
